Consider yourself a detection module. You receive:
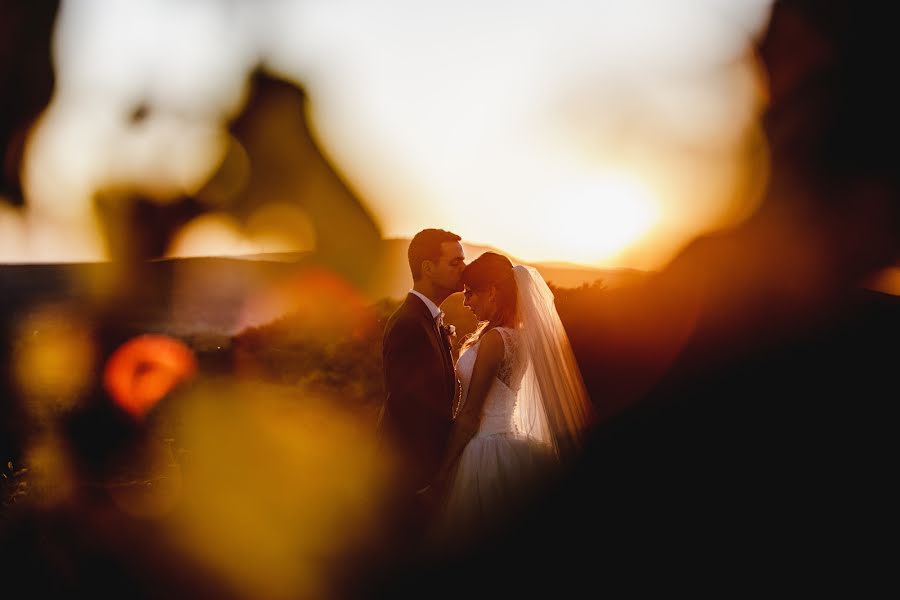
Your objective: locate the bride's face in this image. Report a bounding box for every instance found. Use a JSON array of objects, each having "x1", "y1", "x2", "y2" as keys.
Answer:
[{"x1": 463, "y1": 285, "x2": 495, "y2": 321}]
